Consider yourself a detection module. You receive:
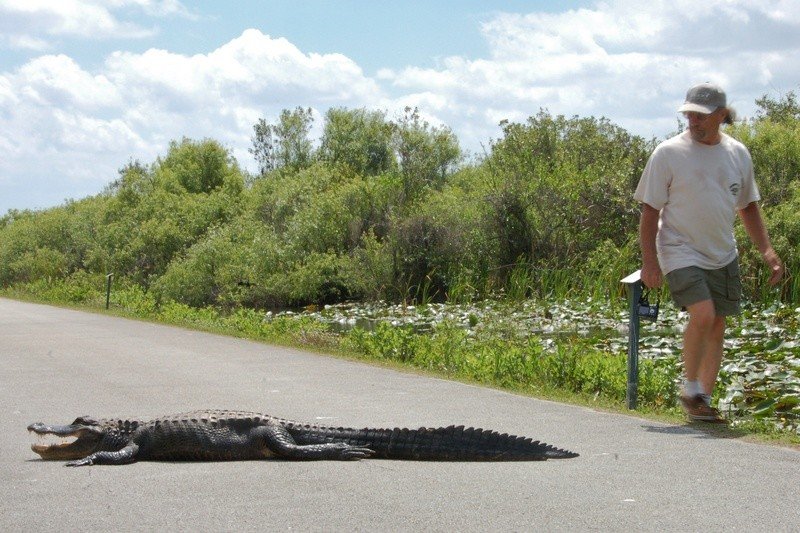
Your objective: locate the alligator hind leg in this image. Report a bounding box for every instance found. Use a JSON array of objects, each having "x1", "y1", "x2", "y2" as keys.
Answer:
[
  {"x1": 253, "y1": 425, "x2": 374, "y2": 460},
  {"x1": 66, "y1": 443, "x2": 140, "y2": 467}
]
